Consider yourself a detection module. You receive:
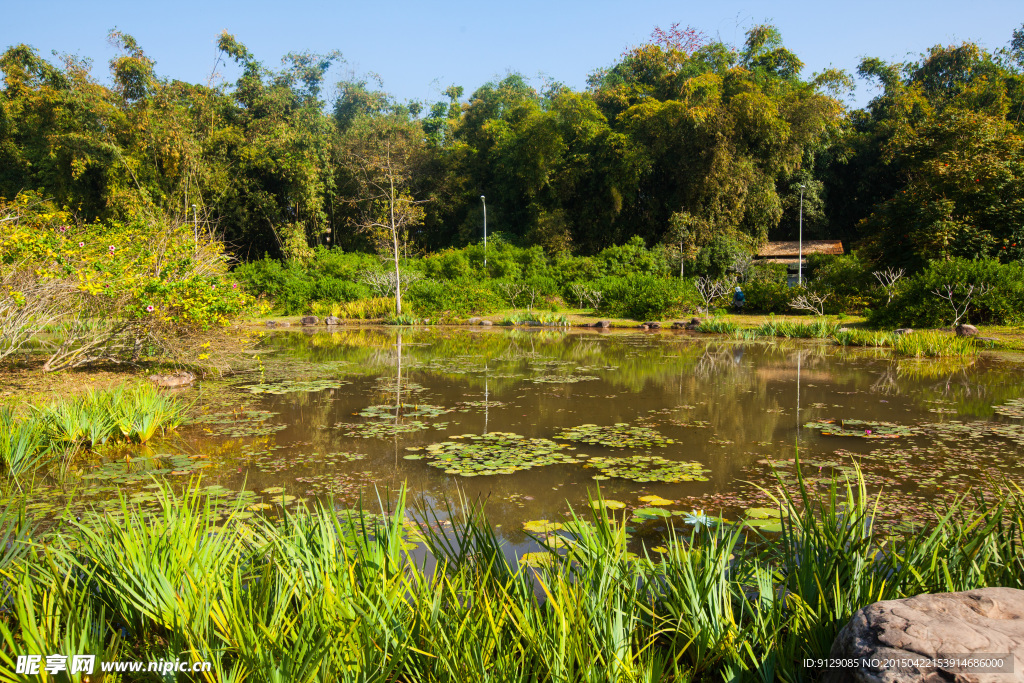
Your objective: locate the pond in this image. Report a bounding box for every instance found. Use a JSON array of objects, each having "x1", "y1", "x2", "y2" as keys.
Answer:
[{"x1": 25, "y1": 327, "x2": 1024, "y2": 548}]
